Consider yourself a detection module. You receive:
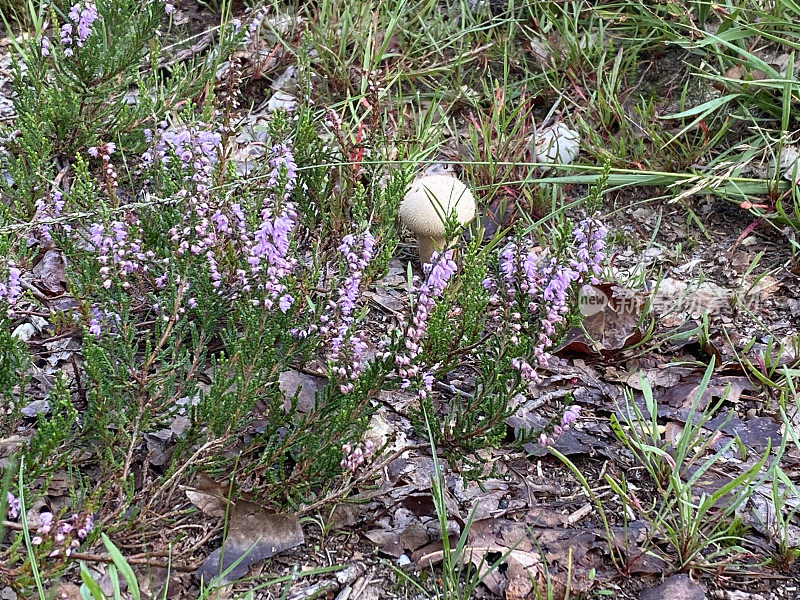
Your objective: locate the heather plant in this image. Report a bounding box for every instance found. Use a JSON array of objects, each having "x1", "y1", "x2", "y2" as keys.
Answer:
[
  {"x1": 0, "y1": 3, "x2": 415, "y2": 587},
  {"x1": 409, "y1": 200, "x2": 609, "y2": 452},
  {"x1": 4, "y1": 491, "x2": 95, "y2": 558},
  {"x1": 0, "y1": 0, "x2": 622, "y2": 592},
  {"x1": 0, "y1": 0, "x2": 244, "y2": 209},
  {"x1": 63, "y1": 115, "x2": 397, "y2": 500},
  {"x1": 21, "y1": 376, "x2": 78, "y2": 483},
  {"x1": 0, "y1": 114, "x2": 413, "y2": 588}
]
